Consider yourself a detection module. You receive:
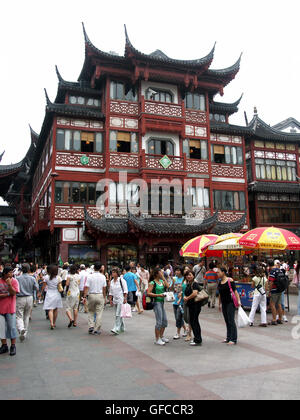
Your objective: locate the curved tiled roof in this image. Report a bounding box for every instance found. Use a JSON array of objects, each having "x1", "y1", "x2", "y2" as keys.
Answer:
[
  {"x1": 209, "y1": 94, "x2": 243, "y2": 116},
  {"x1": 124, "y1": 25, "x2": 216, "y2": 70},
  {"x1": 44, "y1": 89, "x2": 104, "y2": 120},
  {"x1": 55, "y1": 66, "x2": 102, "y2": 103},
  {"x1": 247, "y1": 115, "x2": 300, "y2": 142},
  {"x1": 248, "y1": 181, "x2": 300, "y2": 194}
]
